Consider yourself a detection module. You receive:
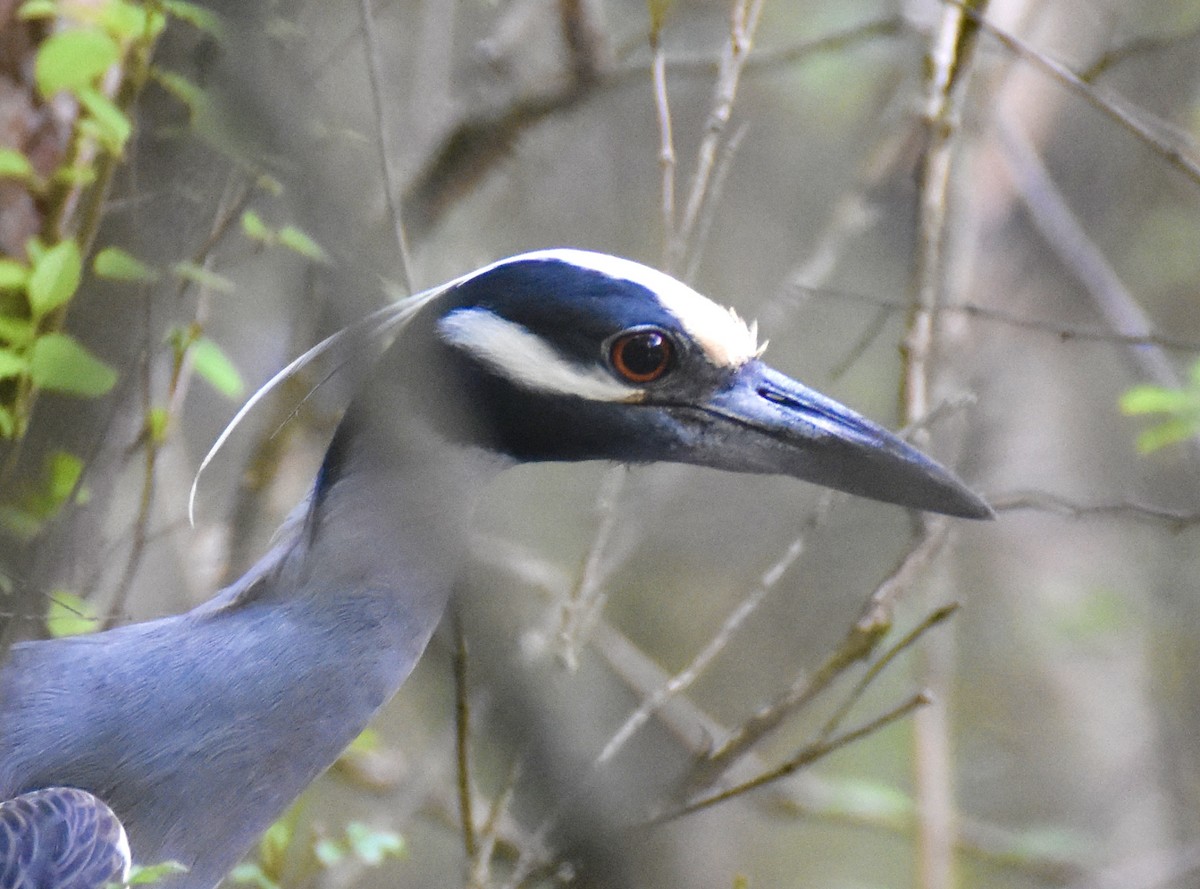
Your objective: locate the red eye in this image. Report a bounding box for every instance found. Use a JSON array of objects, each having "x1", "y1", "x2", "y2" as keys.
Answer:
[{"x1": 610, "y1": 329, "x2": 673, "y2": 383}]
